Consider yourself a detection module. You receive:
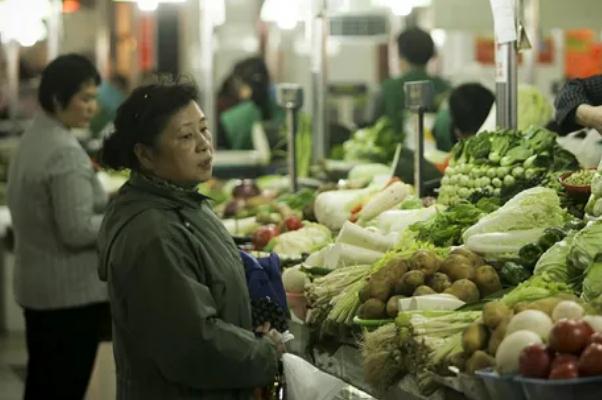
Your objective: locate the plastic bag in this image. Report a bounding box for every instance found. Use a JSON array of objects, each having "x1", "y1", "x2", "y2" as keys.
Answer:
[{"x1": 282, "y1": 354, "x2": 376, "y2": 400}]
